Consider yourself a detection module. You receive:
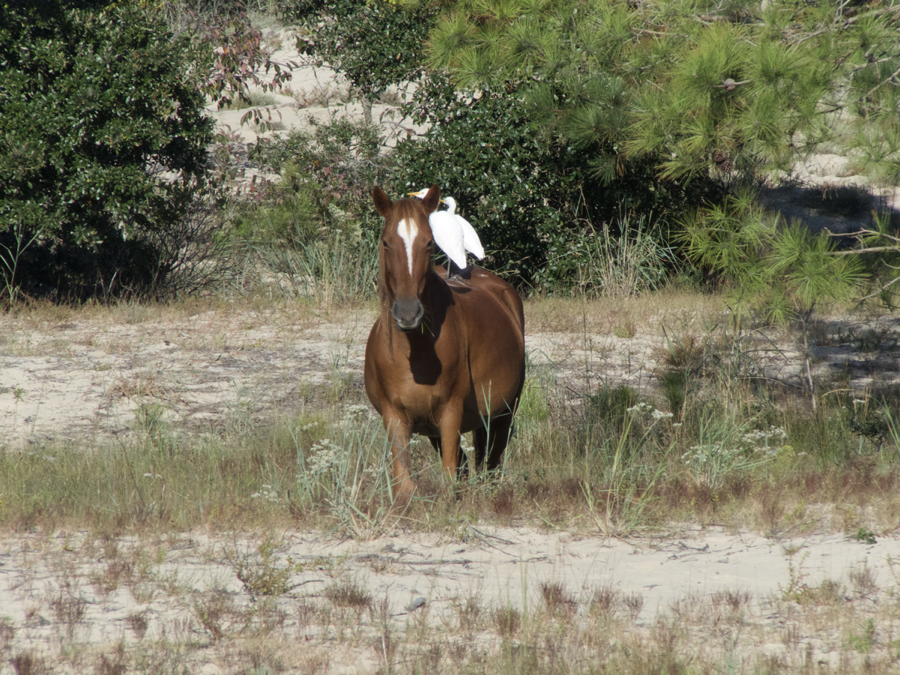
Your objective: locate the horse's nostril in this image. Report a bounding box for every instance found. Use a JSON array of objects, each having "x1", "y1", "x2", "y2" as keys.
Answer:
[{"x1": 391, "y1": 298, "x2": 424, "y2": 330}]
